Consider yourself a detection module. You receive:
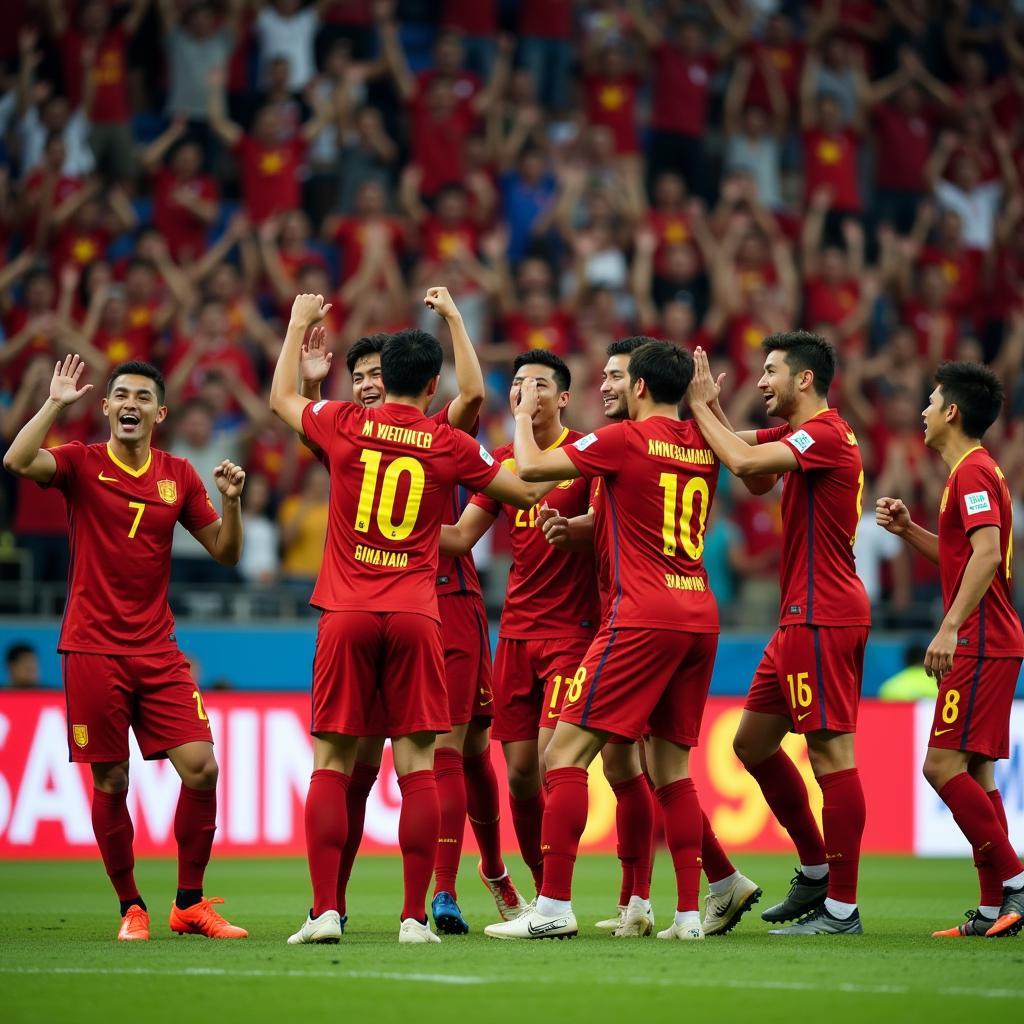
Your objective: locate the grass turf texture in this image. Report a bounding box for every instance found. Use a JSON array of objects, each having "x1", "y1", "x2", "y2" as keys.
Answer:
[{"x1": 2, "y1": 854, "x2": 1022, "y2": 1023}]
